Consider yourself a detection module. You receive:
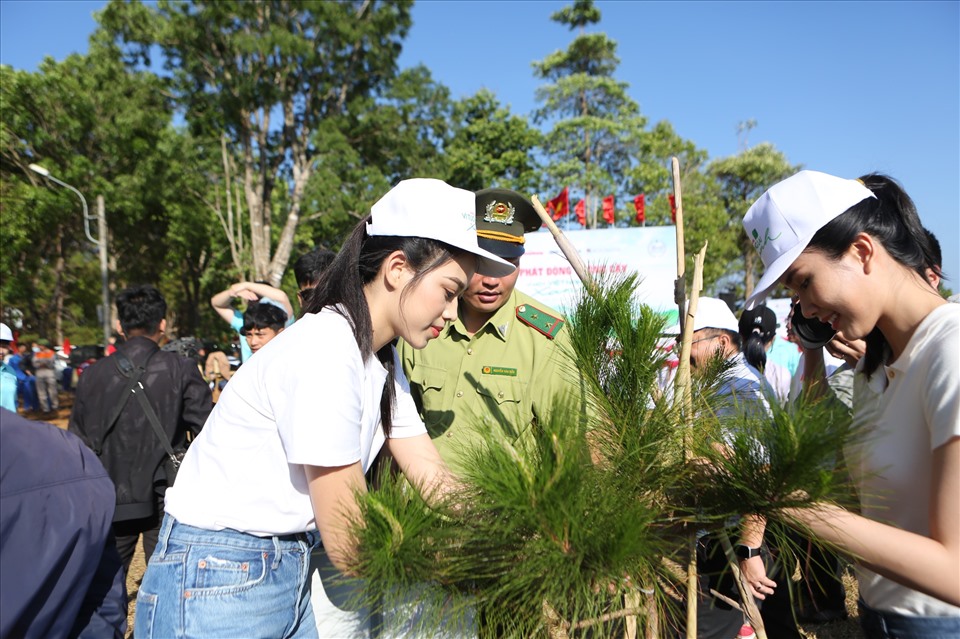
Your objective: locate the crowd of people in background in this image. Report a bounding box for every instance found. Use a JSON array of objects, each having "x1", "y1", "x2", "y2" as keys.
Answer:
[
  {"x1": 0, "y1": 246, "x2": 340, "y2": 417},
  {"x1": 1, "y1": 170, "x2": 957, "y2": 639}
]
